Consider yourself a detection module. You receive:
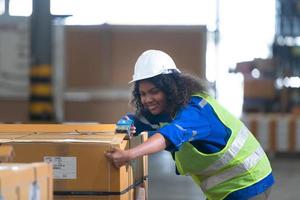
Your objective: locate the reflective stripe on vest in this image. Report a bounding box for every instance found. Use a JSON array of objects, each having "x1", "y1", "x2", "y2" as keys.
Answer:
[
  {"x1": 197, "y1": 126, "x2": 249, "y2": 176},
  {"x1": 199, "y1": 98, "x2": 208, "y2": 108},
  {"x1": 201, "y1": 146, "x2": 265, "y2": 191},
  {"x1": 174, "y1": 93, "x2": 272, "y2": 200}
]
